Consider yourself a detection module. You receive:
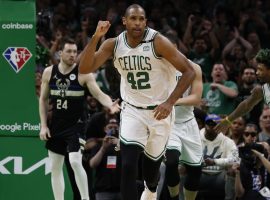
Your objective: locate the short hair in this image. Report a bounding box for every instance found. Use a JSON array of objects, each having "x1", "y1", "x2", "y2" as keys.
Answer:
[
  {"x1": 59, "y1": 37, "x2": 76, "y2": 50},
  {"x1": 255, "y1": 49, "x2": 270, "y2": 69},
  {"x1": 245, "y1": 123, "x2": 258, "y2": 132},
  {"x1": 241, "y1": 66, "x2": 256, "y2": 75},
  {"x1": 124, "y1": 4, "x2": 145, "y2": 17},
  {"x1": 213, "y1": 62, "x2": 228, "y2": 74}
]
